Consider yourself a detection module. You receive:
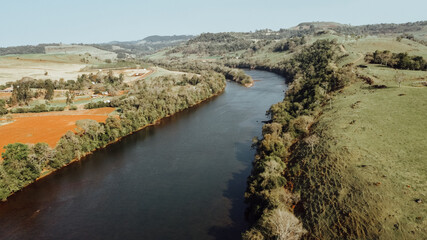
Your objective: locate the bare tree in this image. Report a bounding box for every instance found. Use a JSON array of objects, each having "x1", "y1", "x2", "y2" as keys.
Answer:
[
  {"x1": 304, "y1": 134, "x2": 320, "y2": 154},
  {"x1": 394, "y1": 71, "x2": 404, "y2": 88},
  {"x1": 264, "y1": 208, "x2": 307, "y2": 240}
]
